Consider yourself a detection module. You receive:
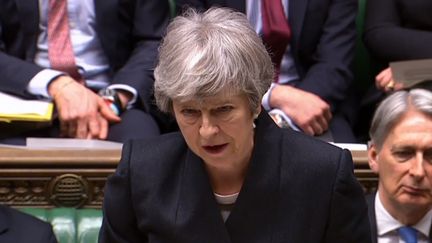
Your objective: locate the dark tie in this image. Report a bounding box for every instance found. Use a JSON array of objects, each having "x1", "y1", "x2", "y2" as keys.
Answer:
[
  {"x1": 47, "y1": 0, "x2": 84, "y2": 84},
  {"x1": 398, "y1": 226, "x2": 418, "y2": 243},
  {"x1": 261, "y1": 0, "x2": 291, "y2": 82}
]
